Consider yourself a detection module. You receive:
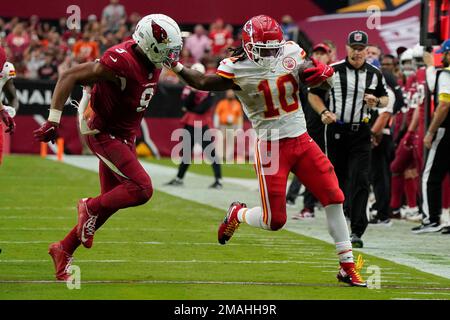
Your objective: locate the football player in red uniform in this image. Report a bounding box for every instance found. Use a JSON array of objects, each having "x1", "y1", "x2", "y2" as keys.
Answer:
[
  {"x1": 169, "y1": 15, "x2": 366, "y2": 287},
  {"x1": 390, "y1": 48, "x2": 426, "y2": 221},
  {"x1": 33, "y1": 14, "x2": 183, "y2": 280}
]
